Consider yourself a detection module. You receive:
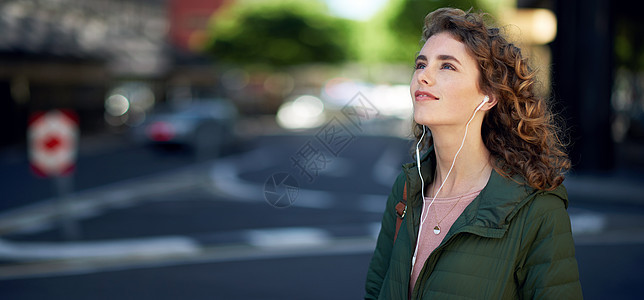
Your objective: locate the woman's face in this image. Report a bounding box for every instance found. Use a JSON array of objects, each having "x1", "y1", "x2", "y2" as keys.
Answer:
[{"x1": 411, "y1": 32, "x2": 486, "y2": 129}]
